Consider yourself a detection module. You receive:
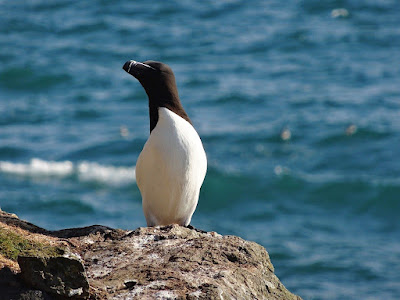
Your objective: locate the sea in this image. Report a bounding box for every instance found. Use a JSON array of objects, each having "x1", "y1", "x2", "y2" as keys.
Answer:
[{"x1": 1, "y1": 1, "x2": 399, "y2": 299}]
